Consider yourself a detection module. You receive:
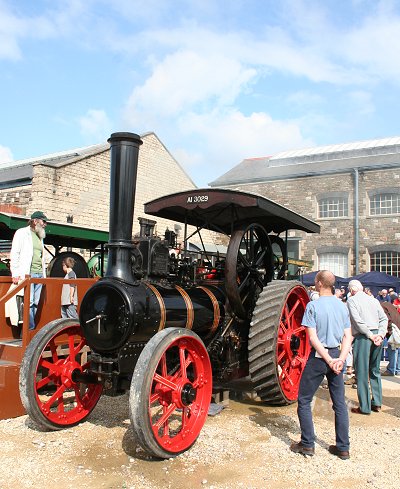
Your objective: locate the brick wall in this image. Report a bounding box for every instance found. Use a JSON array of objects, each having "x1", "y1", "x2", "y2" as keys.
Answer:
[
  {"x1": 0, "y1": 186, "x2": 31, "y2": 215},
  {"x1": 25, "y1": 133, "x2": 216, "y2": 248},
  {"x1": 227, "y1": 166, "x2": 400, "y2": 275}
]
